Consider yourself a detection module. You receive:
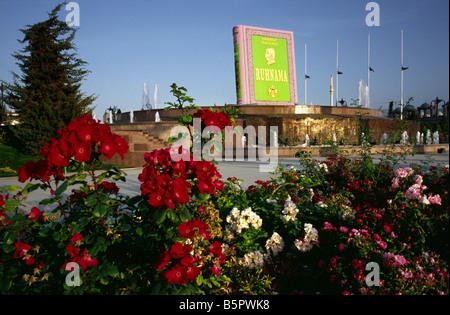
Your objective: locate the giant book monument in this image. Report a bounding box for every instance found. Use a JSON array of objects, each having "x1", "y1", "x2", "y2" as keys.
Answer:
[{"x1": 233, "y1": 25, "x2": 298, "y2": 105}]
